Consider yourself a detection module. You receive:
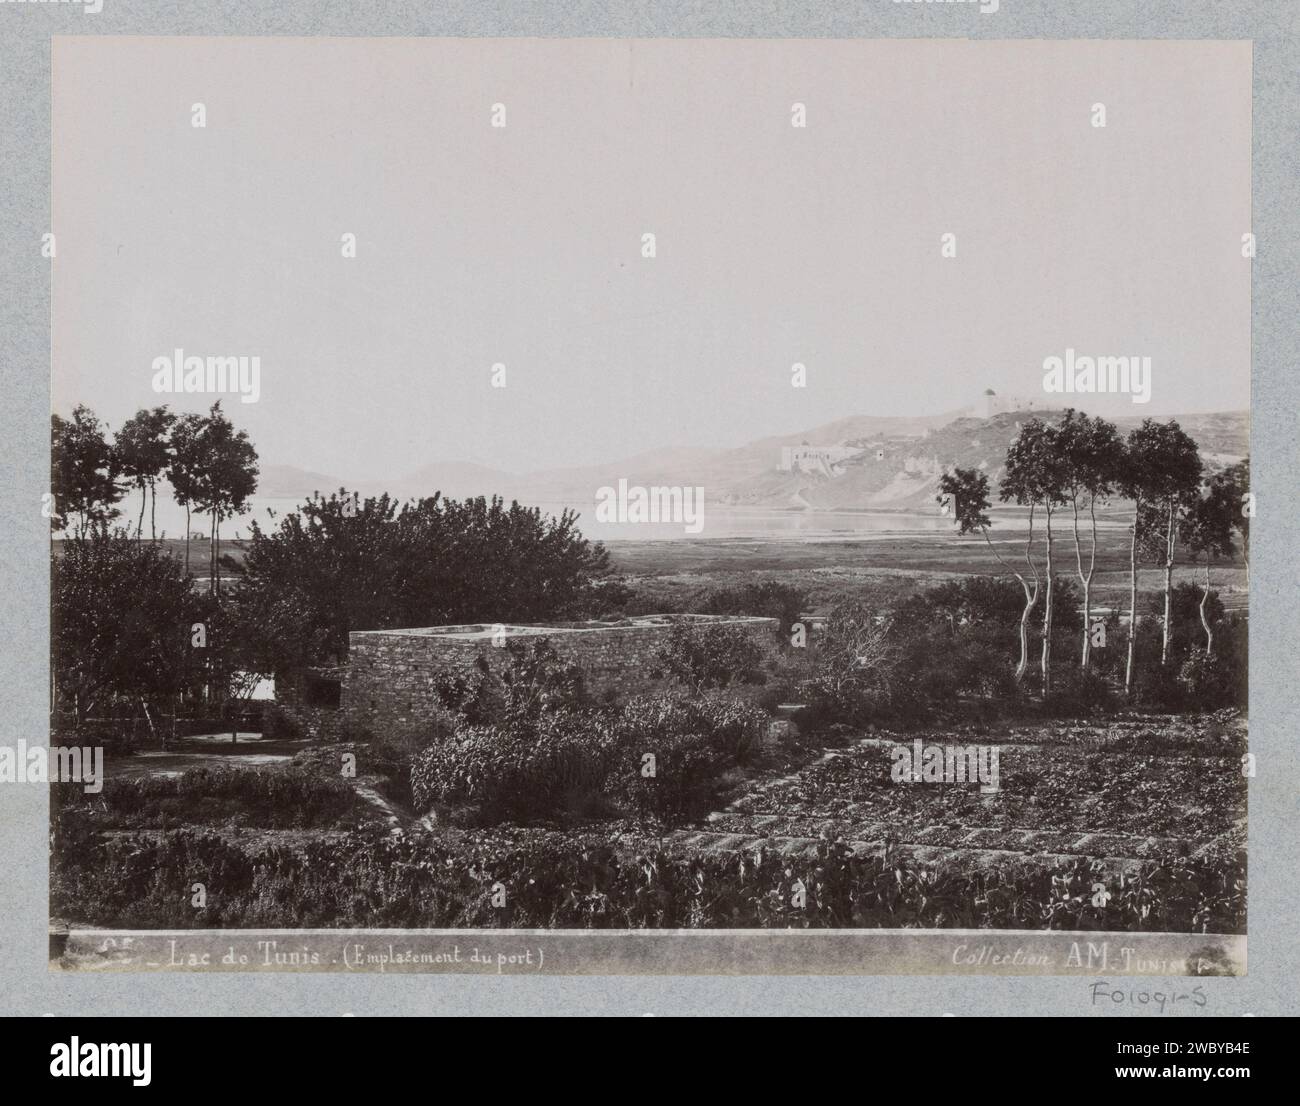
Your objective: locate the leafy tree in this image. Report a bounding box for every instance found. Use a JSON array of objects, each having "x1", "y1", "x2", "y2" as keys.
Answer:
[
  {"x1": 1180, "y1": 474, "x2": 1237, "y2": 656},
  {"x1": 1001, "y1": 418, "x2": 1066, "y2": 691},
  {"x1": 237, "y1": 490, "x2": 614, "y2": 672},
  {"x1": 167, "y1": 411, "x2": 207, "y2": 578},
  {"x1": 185, "y1": 403, "x2": 259, "y2": 596},
  {"x1": 937, "y1": 467, "x2": 1038, "y2": 681},
  {"x1": 52, "y1": 531, "x2": 202, "y2": 726},
  {"x1": 114, "y1": 406, "x2": 176, "y2": 540},
  {"x1": 1054, "y1": 410, "x2": 1124, "y2": 668},
  {"x1": 1124, "y1": 420, "x2": 1202, "y2": 669},
  {"x1": 51, "y1": 405, "x2": 123, "y2": 535}
]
